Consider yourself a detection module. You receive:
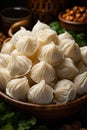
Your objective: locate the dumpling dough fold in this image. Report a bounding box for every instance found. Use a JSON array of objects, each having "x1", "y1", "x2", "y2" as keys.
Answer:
[
  {"x1": 6, "y1": 76, "x2": 30, "y2": 101},
  {"x1": 58, "y1": 39, "x2": 81, "y2": 63},
  {"x1": 32, "y1": 20, "x2": 50, "y2": 35},
  {"x1": 0, "y1": 68, "x2": 11, "y2": 91},
  {"x1": 80, "y1": 46, "x2": 87, "y2": 66},
  {"x1": 74, "y1": 71, "x2": 87, "y2": 95},
  {"x1": 16, "y1": 35, "x2": 38, "y2": 57},
  {"x1": 0, "y1": 53, "x2": 11, "y2": 68},
  {"x1": 53, "y1": 79, "x2": 77, "y2": 104},
  {"x1": 37, "y1": 28, "x2": 59, "y2": 47},
  {"x1": 55, "y1": 58, "x2": 78, "y2": 80},
  {"x1": 30, "y1": 61, "x2": 55, "y2": 84},
  {"x1": 27, "y1": 80, "x2": 54, "y2": 104},
  {"x1": 38, "y1": 42, "x2": 64, "y2": 66},
  {"x1": 8, "y1": 55, "x2": 32, "y2": 78}
]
